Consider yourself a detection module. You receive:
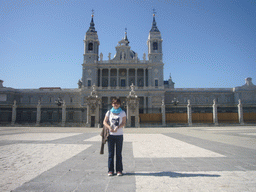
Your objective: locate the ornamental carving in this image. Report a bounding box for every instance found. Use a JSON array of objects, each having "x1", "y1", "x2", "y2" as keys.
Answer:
[
  {"x1": 86, "y1": 85, "x2": 101, "y2": 114},
  {"x1": 127, "y1": 84, "x2": 139, "y2": 114},
  {"x1": 127, "y1": 99, "x2": 138, "y2": 113}
]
